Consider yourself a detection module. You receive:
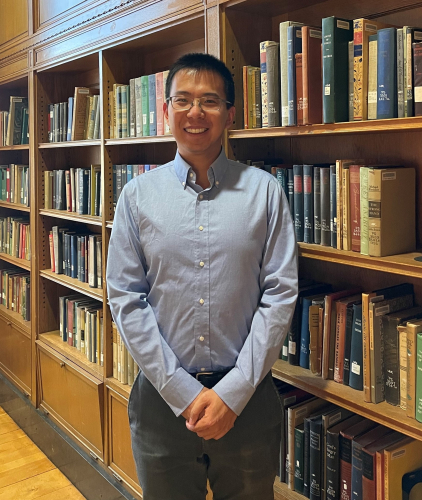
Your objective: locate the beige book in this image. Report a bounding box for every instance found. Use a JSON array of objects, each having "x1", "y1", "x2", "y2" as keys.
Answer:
[
  {"x1": 112, "y1": 323, "x2": 118, "y2": 379},
  {"x1": 116, "y1": 329, "x2": 121, "y2": 381},
  {"x1": 134, "y1": 76, "x2": 143, "y2": 137},
  {"x1": 367, "y1": 37, "x2": 378, "y2": 119},
  {"x1": 87, "y1": 94, "x2": 98, "y2": 140},
  {"x1": 83, "y1": 95, "x2": 93, "y2": 140},
  {"x1": 398, "y1": 324, "x2": 408, "y2": 410},
  {"x1": 44, "y1": 171, "x2": 53, "y2": 209},
  {"x1": 342, "y1": 168, "x2": 351, "y2": 250},
  {"x1": 108, "y1": 90, "x2": 114, "y2": 138},
  {"x1": 71, "y1": 87, "x2": 90, "y2": 140},
  {"x1": 406, "y1": 319, "x2": 422, "y2": 418},
  {"x1": 362, "y1": 291, "x2": 376, "y2": 402},
  {"x1": 99, "y1": 310, "x2": 104, "y2": 367}
]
